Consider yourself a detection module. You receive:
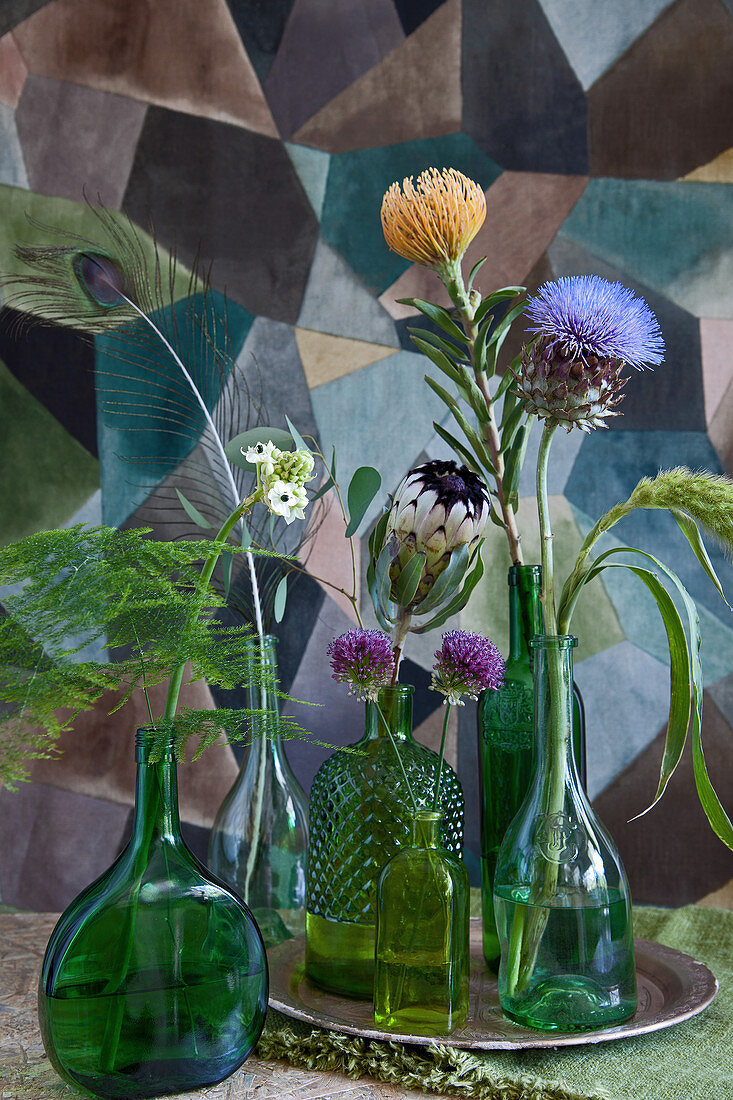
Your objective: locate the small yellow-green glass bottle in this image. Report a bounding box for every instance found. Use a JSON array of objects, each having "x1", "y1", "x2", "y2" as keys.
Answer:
[{"x1": 374, "y1": 810, "x2": 470, "y2": 1035}]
